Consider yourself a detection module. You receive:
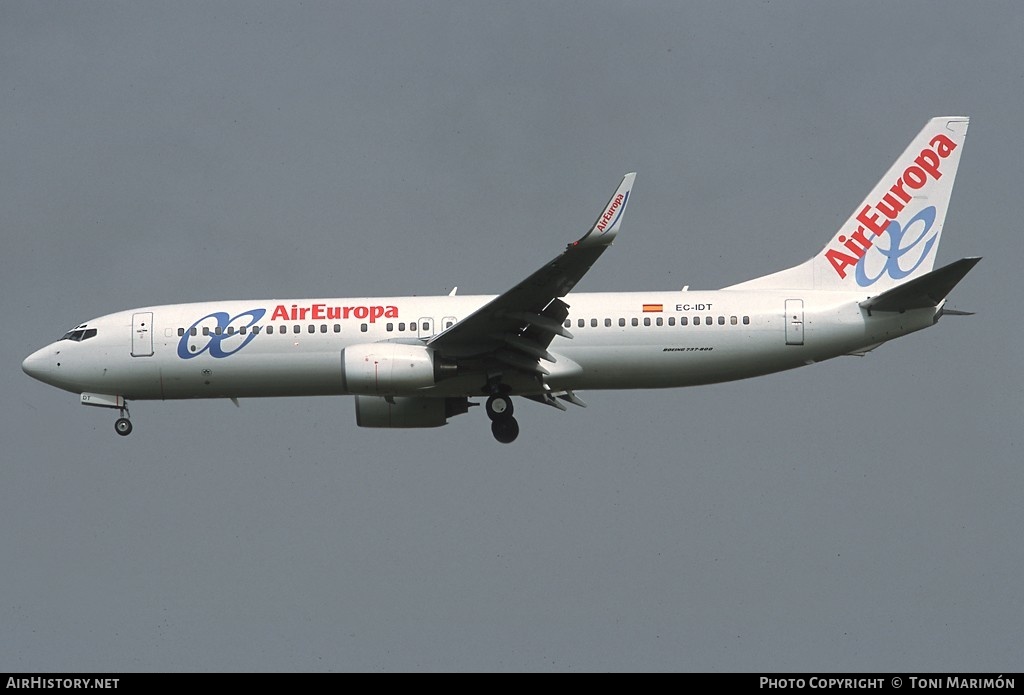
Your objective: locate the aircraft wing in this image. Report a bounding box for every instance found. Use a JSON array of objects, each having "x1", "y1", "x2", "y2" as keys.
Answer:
[{"x1": 427, "y1": 173, "x2": 636, "y2": 372}]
